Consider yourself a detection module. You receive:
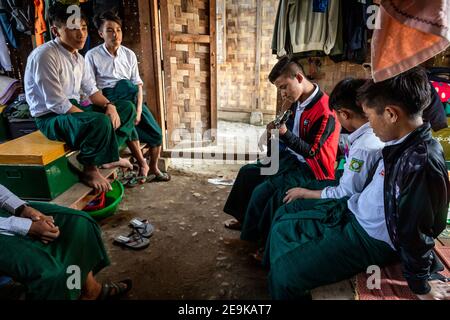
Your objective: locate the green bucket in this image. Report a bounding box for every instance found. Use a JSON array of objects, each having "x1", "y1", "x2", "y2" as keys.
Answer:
[{"x1": 85, "y1": 180, "x2": 125, "y2": 220}]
